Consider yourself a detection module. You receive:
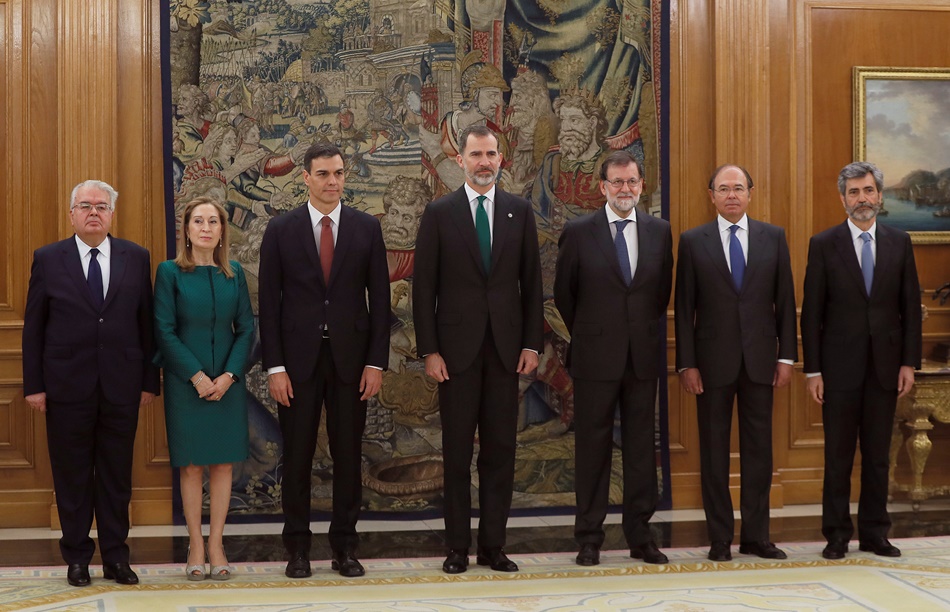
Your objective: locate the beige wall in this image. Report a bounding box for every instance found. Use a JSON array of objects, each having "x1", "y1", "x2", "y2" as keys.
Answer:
[{"x1": 1, "y1": 0, "x2": 948, "y2": 526}]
